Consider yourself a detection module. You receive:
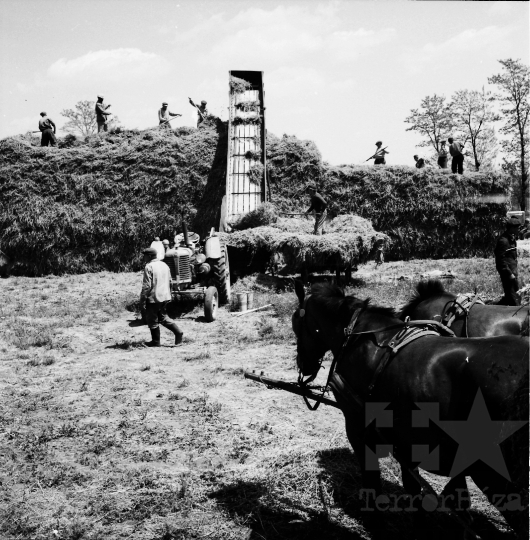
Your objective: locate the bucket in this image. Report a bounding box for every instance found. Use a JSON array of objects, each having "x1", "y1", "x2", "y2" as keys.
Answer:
[
  {"x1": 235, "y1": 292, "x2": 248, "y2": 312},
  {"x1": 507, "y1": 211, "x2": 525, "y2": 225},
  {"x1": 246, "y1": 292, "x2": 254, "y2": 310}
]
